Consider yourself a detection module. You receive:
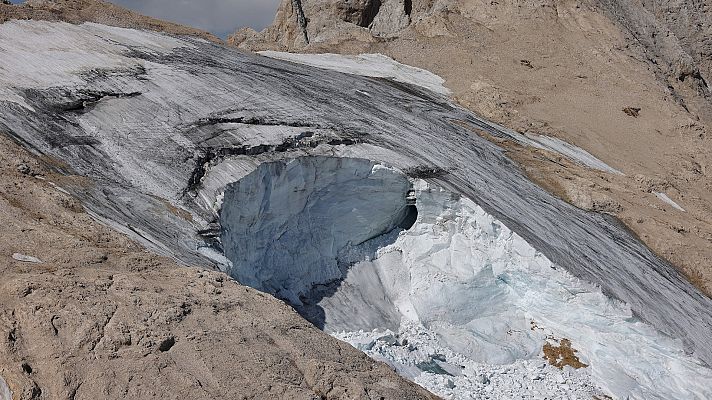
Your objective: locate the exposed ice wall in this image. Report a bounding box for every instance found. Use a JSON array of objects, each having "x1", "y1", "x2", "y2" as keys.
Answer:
[{"x1": 219, "y1": 157, "x2": 412, "y2": 303}]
